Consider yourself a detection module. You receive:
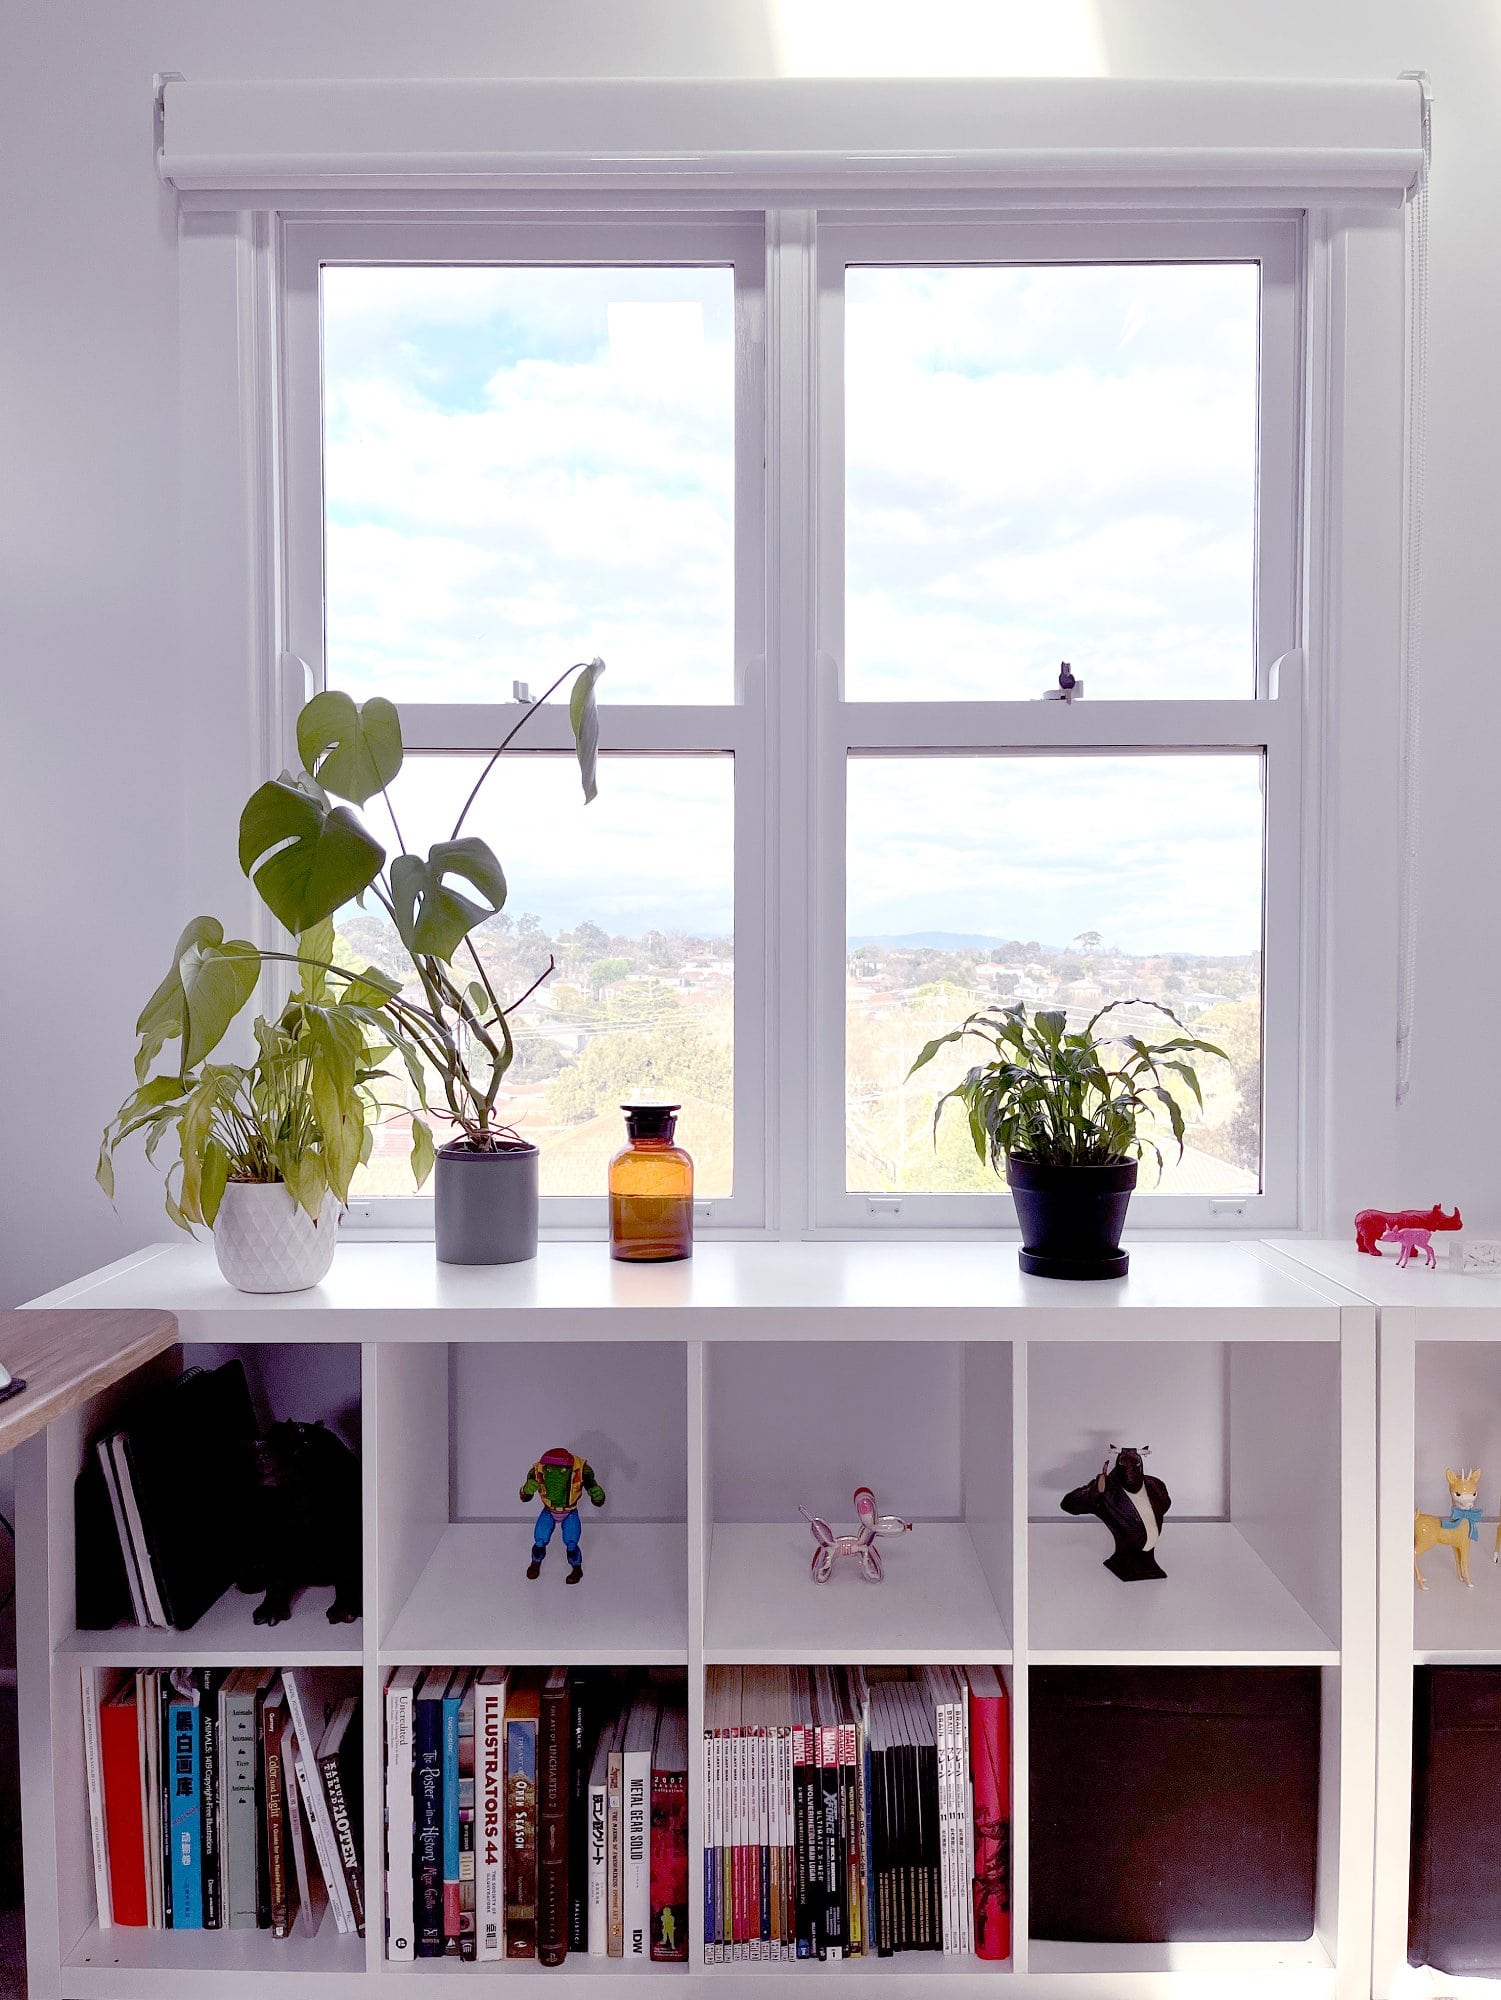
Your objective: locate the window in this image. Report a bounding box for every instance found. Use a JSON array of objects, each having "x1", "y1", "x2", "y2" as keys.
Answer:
[{"x1": 281, "y1": 214, "x2": 1302, "y2": 1232}]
